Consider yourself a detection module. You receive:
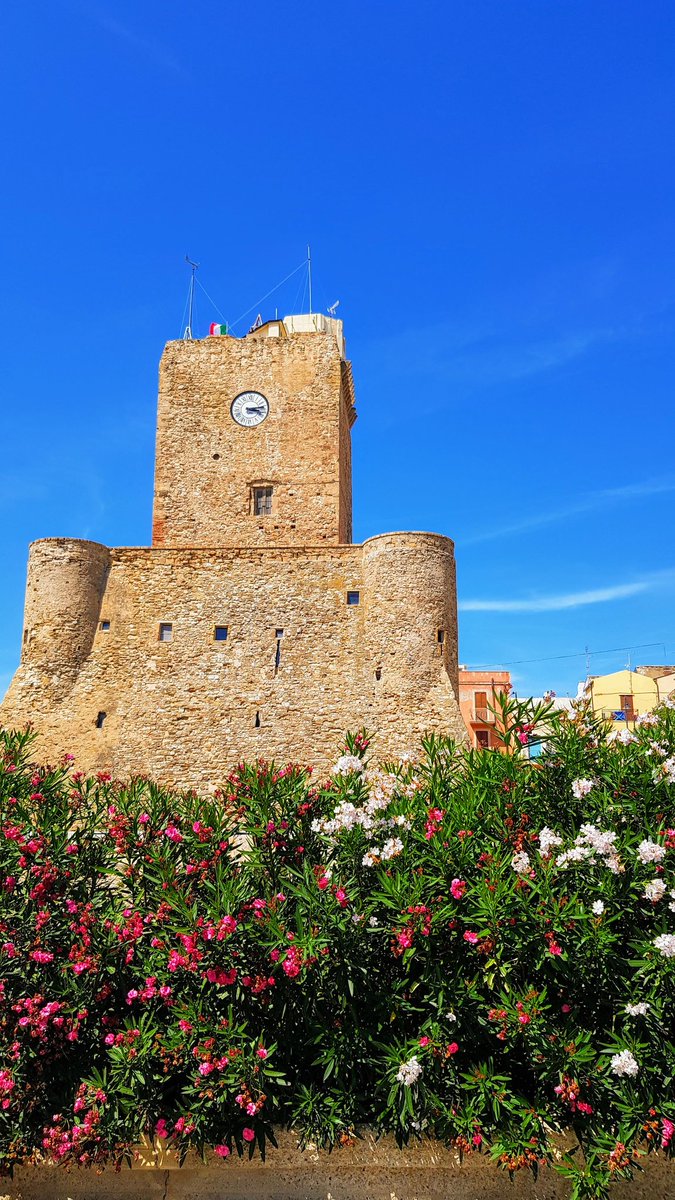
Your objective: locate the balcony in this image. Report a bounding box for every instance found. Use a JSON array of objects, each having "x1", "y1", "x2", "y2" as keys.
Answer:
[{"x1": 473, "y1": 707, "x2": 495, "y2": 724}]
